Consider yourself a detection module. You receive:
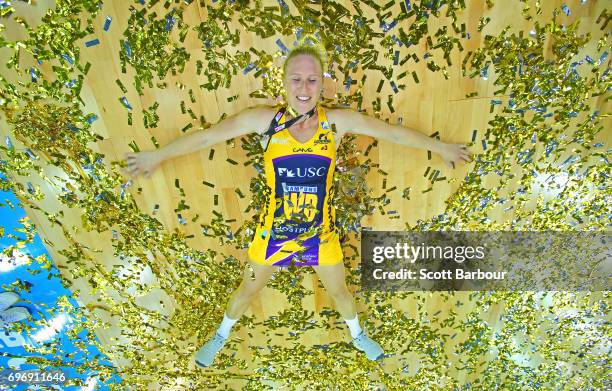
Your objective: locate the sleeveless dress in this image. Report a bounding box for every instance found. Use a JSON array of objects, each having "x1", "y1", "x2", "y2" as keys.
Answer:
[{"x1": 247, "y1": 105, "x2": 343, "y2": 267}]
